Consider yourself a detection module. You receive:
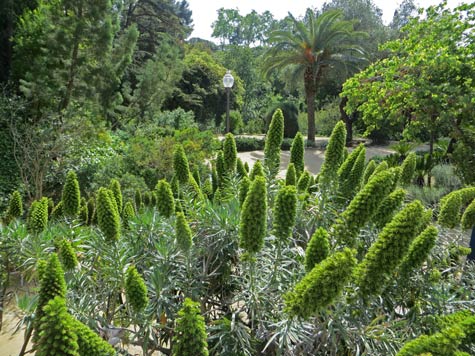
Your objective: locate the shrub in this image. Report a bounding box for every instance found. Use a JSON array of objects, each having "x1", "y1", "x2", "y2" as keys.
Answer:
[
  {"x1": 362, "y1": 160, "x2": 377, "y2": 185},
  {"x1": 72, "y1": 318, "x2": 116, "y2": 356},
  {"x1": 122, "y1": 200, "x2": 135, "y2": 229},
  {"x1": 297, "y1": 170, "x2": 311, "y2": 193},
  {"x1": 220, "y1": 110, "x2": 244, "y2": 134},
  {"x1": 338, "y1": 145, "x2": 366, "y2": 200},
  {"x1": 372, "y1": 188, "x2": 406, "y2": 228},
  {"x1": 234, "y1": 137, "x2": 265, "y2": 152},
  {"x1": 238, "y1": 176, "x2": 250, "y2": 207}
]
